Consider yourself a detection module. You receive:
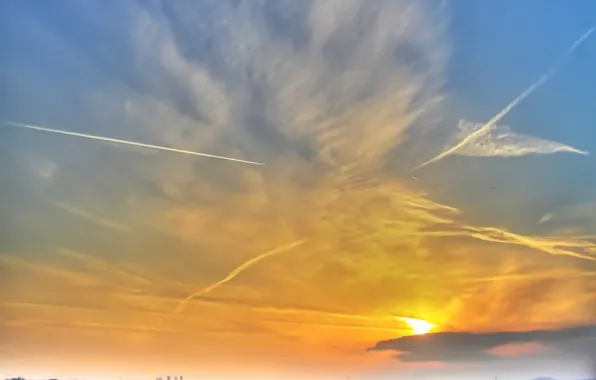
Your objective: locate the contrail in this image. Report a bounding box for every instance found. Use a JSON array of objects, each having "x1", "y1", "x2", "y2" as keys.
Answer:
[
  {"x1": 413, "y1": 26, "x2": 596, "y2": 171},
  {"x1": 172, "y1": 240, "x2": 304, "y2": 314},
  {"x1": 2, "y1": 121, "x2": 265, "y2": 166}
]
